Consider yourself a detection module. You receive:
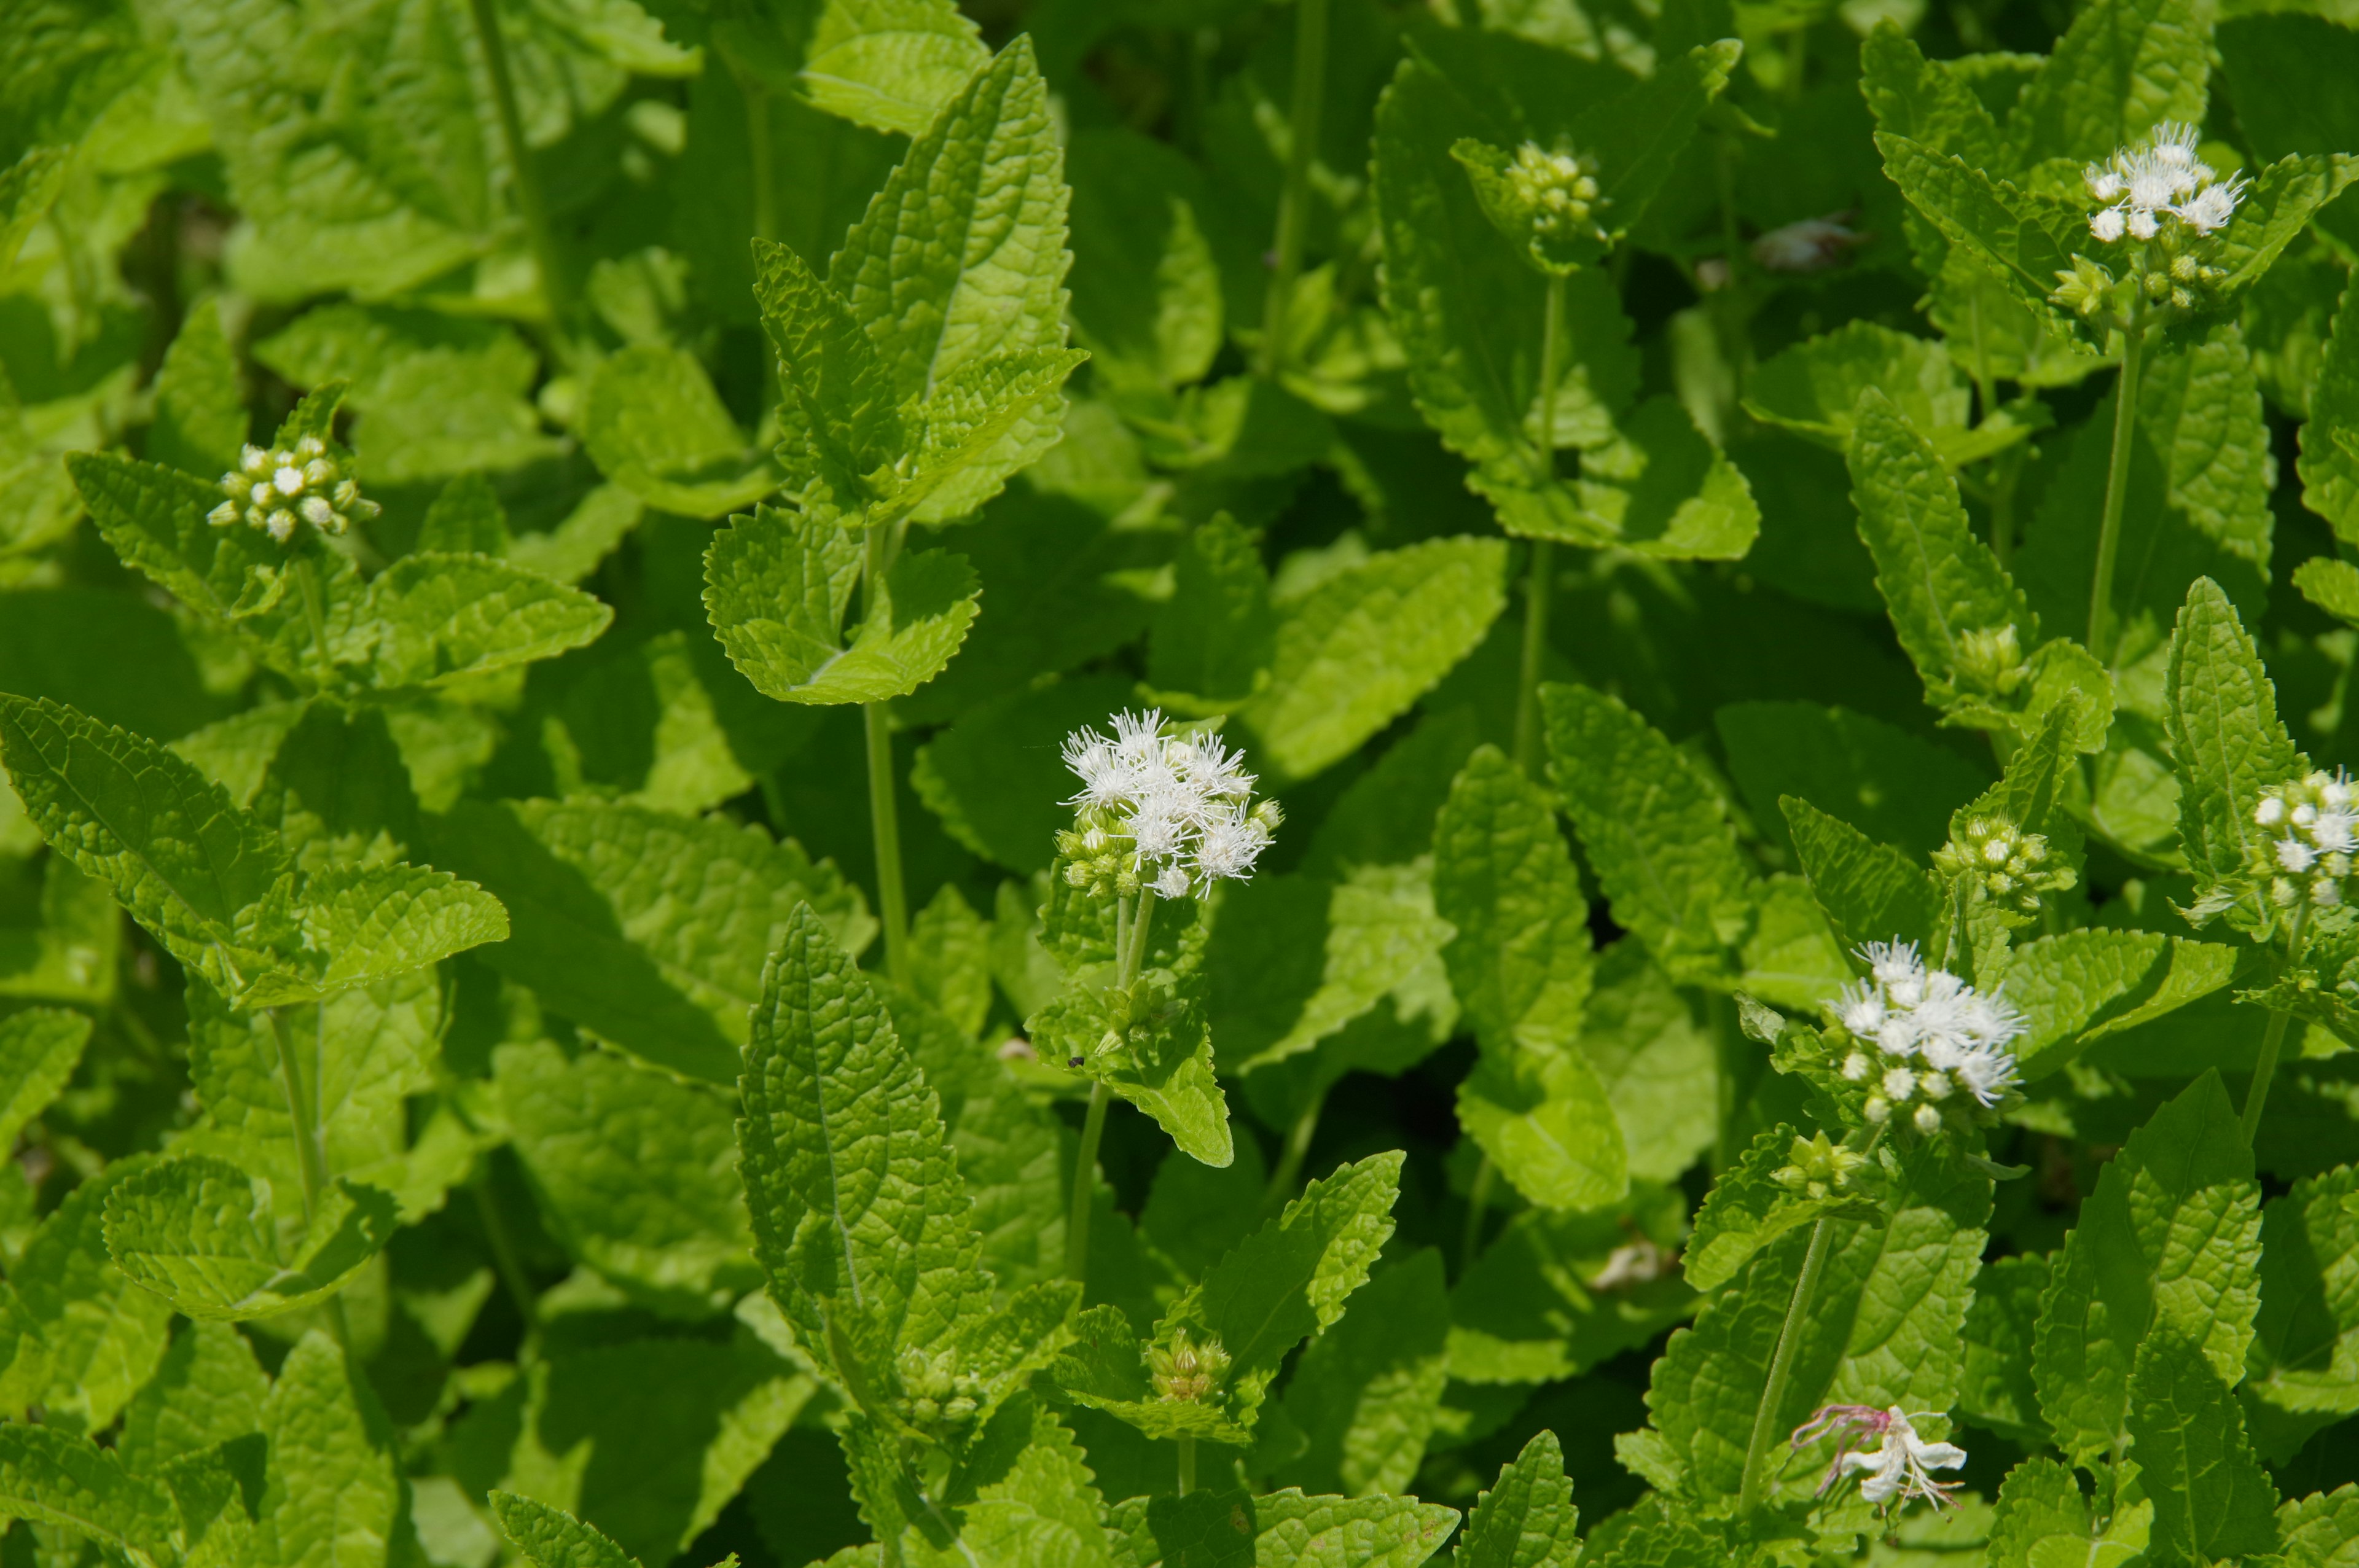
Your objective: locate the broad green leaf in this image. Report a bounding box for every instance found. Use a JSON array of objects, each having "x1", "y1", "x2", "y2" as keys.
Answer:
[
  {"x1": 1447, "y1": 1189, "x2": 1694, "y2": 1384},
  {"x1": 2243, "y1": 1163, "x2": 2359, "y2": 1460},
  {"x1": 2127, "y1": 1335, "x2": 2280, "y2": 1564},
  {"x1": 751, "y1": 236, "x2": 902, "y2": 505},
  {"x1": 1245, "y1": 1489, "x2": 1460, "y2": 1567},
  {"x1": 238, "y1": 862, "x2": 509, "y2": 1008},
  {"x1": 901, "y1": 1395, "x2": 1114, "y2": 1568},
  {"x1": 1273, "y1": 1251, "x2": 1450, "y2": 1497},
  {"x1": 582, "y1": 345, "x2": 780, "y2": 518},
  {"x1": 343, "y1": 553, "x2": 612, "y2": 693},
  {"x1": 251, "y1": 1330, "x2": 401, "y2": 1568},
  {"x1": 102, "y1": 1155, "x2": 399, "y2": 1321},
  {"x1": 912, "y1": 673, "x2": 1137, "y2": 875},
  {"x1": 1643, "y1": 1142, "x2": 1988, "y2": 1508},
  {"x1": 796, "y1": 0, "x2": 988, "y2": 138},
  {"x1": 2272, "y1": 1481, "x2": 2359, "y2": 1568},
  {"x1": 1780, "y1": 796, "x2": 1942, "y2": 956},
  {"x1": 704, "y1": 504, "x2": 980, "y2": 704},
  {"x1": 0, "y1": 1007, "x2": 88, "y2": 1152},
  {"x1": 1683, "y1": 1126, "x2": 1873, "y2": 1293},
  {"x1": 738, "y1": 903, "x2": 992, "y2": 1371},
  {"x1": 830, "y1": 38, "x2": 1074, "y2": 523},
  {"x1": 490, "y1": 1493, "x2": 641, "y2": 1568},
  {"x1": 1997, "y1": 929, "x2": 2240, "y2": 1080},
  {"x1": 1541, "y1": 683, "x2": 1755, "y2": 985},
  {"x1": 147, "y1": 297, "x2": 246, "y2": 477},
  {"x1": 429, "y1": 797, "x2": 870, "y2": 1084},
  {"x1": 1960, "y1": 1255, "x2": 2051, "y2": 1446},
  {"x1": 119, "y1": 1320, "x2": 272, "y2": 1472},
  {"x1": 1434, "y1": 745, "x2": 1594, "y2": 1059},
  {"x1": 1054, "y1": 1302, "x2": 1250, "y2": 1445},
  {"x1": 450, "y1": 1335, "x2": 808, "y2": 1567},
  {"x1": 1847, "y1": 388, "x2": 2038, "y2": 721},
  {"x1": 2297, "y1": 556, "x2": 2359, "y2": 628},
  {"x1": 1451, "y1": 1430, "x2": 1578, "y2": 1568},
  {"x1": 0, "y1": 1424, "x2": 175, "y2": 1568},
  {"x1": 67, "y1": 451, "x2": 289, "y2": 622},
  {"x1": 1067, "y1": 128, "x2": 1223, "y2": 391},
  {"x1": 0, "y1": 147, "x2": 69, "y2": 272},
  {"x1": 2210, "y1": 155, "x2": 2359, "y2": 297},
  {"x1": 1455, "y1": 1047, "x2": 1627, "y2": 1214},
  {"x1": 1027, "y1": 959, "x2": 1235, "y2": 1168},
  {"x1": 1147, "y1": 513, "x2": 1275, "y2": 713},
  {"x1": 1986, "y1": 1457, "x2": 2148, "y2": 1568},
  {"x1": 1874, "y1": 136, "x2": 2082, "y2": 330},
  {"x1": 14, "y1": 1158, "x2": 175, "y2": 1433},
  {"x1": 1571, "y1": 397, "x2": 1760, "y2": 562},
  {"x1": 1241, "y1": 537, "x2": 1509, "y2": 781},
  {"x1": 1716, "y1": 700, "x2": 1990, "y2": 862},
  {"x1": 2005, "y1": 0, "x2": 2208, "y2": 166},
  {"x1": 496, "y1": 1039, "x2": 761, "y2": 1317},
  {"x1": 1579, "y1": 942, "x2": 1719, "y2": 1183},
  {"x1": 2033, "y1": 1071, "x2": 2261, "y2": 1468},
  {"x1": 2162, "y1": 577, "x2": 2301, "y2": 933},
  {"x1": 1858, "y1": 30, "x2": 2008, "y2": 174},
  {"x1": 1745, "y1": 322, "x2": 2026, "y2": 469},
  {"x1": 1575, "y1": 41, "x2": 1740, "y2": 244},
  {"x1": 2300, "y1": 275, "x2": 2359, "y2": 541},
  {"x1": 1168, "y1": 1152, "x2": 1404, "y2": 1431}
]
